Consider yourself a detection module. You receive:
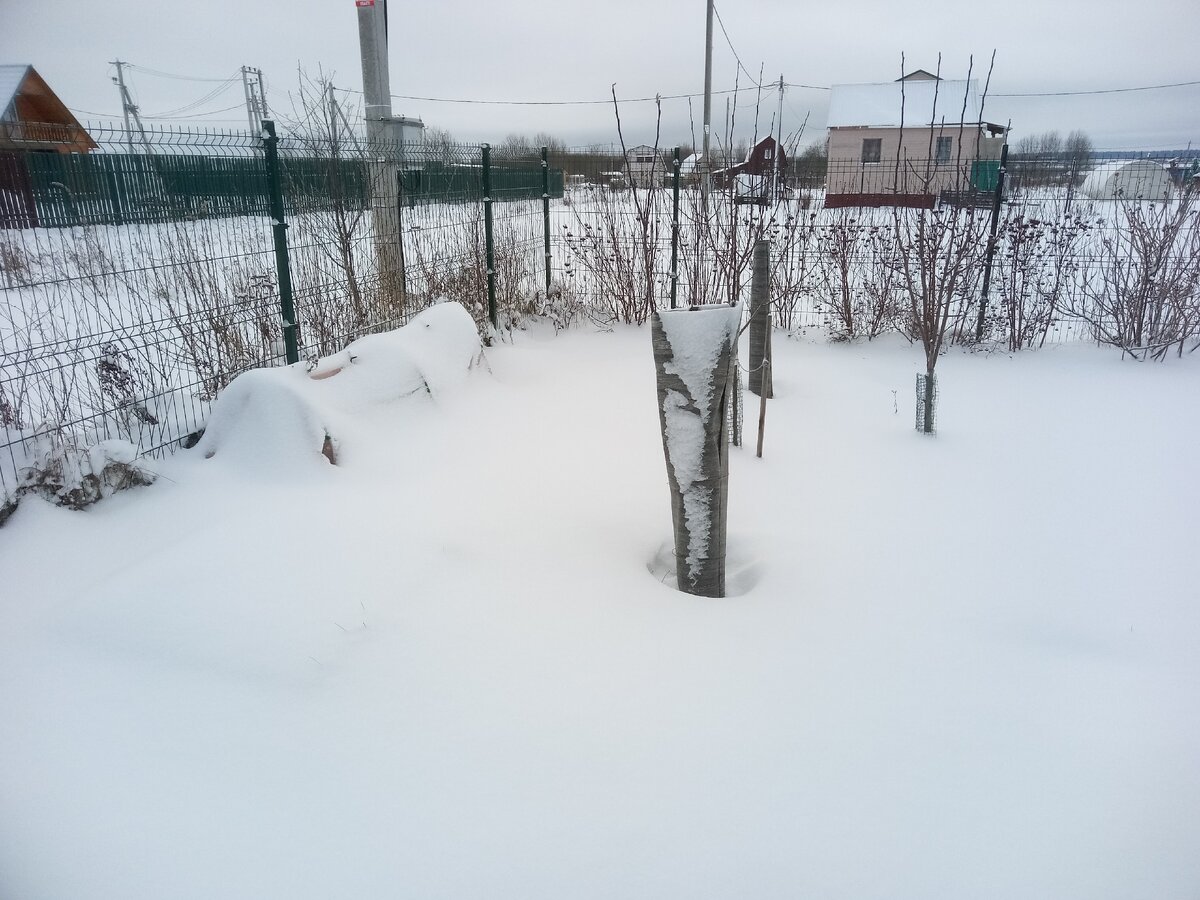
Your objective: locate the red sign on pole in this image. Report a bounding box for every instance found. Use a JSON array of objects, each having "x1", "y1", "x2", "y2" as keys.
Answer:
[{"x1": 355, "y1": 0, "x2": 375, "y2": 6}]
